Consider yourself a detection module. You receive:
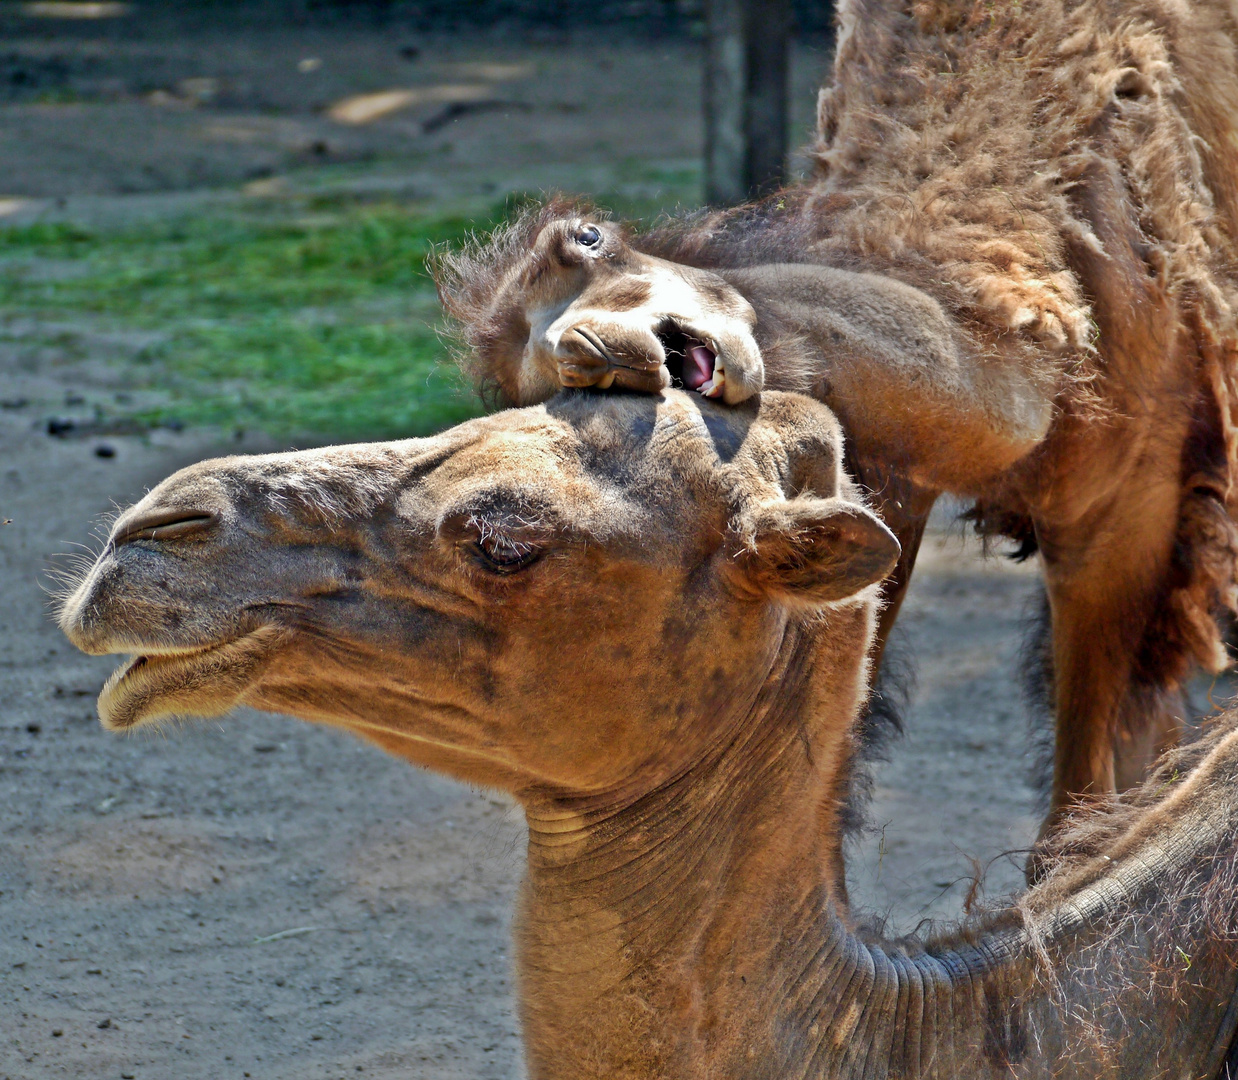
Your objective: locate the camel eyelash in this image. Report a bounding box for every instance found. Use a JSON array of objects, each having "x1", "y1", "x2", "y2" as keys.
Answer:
[
  {"x1": 458, "y1": 513, "x2": 547, "y2": 575},
  {"x1": 465, "y1": 533, "x2": 542, "y2": 575}
]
